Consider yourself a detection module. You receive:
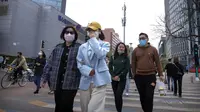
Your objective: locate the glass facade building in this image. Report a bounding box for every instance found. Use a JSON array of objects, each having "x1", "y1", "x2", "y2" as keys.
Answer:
[
  {"x1": 32, "y1": 0, "x2": 66, "y2": 13},
  {"x1": 165, "y1": 0, "x2": 191, "y2": 65}
]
